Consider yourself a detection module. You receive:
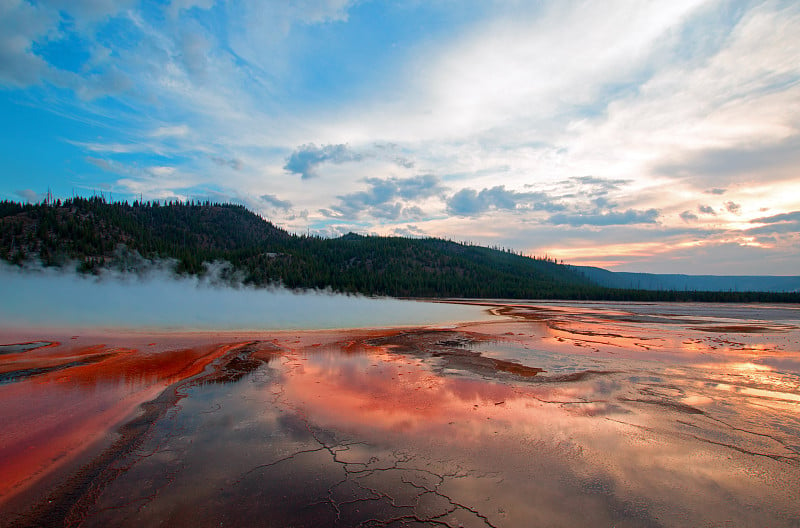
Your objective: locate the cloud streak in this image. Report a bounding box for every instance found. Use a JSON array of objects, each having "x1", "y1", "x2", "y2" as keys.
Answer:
[
  {"x1": 329, "y1": 175, "x2": 443, "y2": 221},
  {"x1": 284, "y1": 143, "x2": 362, "y2": 179},
  {"x1": 548, "y1": 209, "x2": 660, "y2": 227},
  {"x1": 446, "y1": 186, "x2": 562, "y2": 217},
  {"x1": 260, "y1": 194, "x2": 292, "y2": 210}
]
